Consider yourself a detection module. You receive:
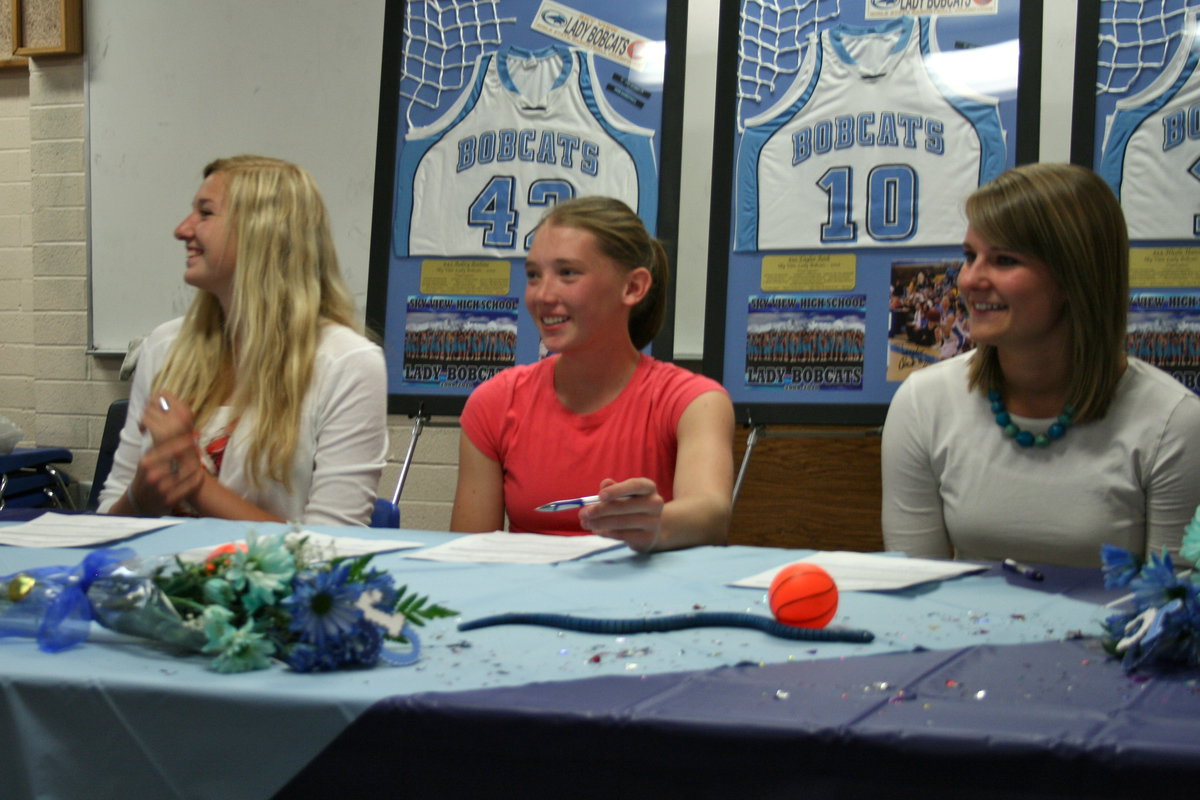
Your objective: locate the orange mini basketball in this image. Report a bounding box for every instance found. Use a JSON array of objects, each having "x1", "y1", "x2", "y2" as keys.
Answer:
[{"x1": 769, "y1": 562, "x2": 838, "y2": 628}]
